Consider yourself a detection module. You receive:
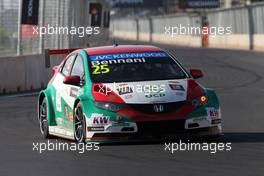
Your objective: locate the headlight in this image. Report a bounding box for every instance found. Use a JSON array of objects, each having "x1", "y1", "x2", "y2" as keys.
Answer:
[
  {"x1": 94, "y1": 101, "x2": 126, "y2": 112},
  {"x1": 192, "y1": 95, "x2": 208, "y2": 108}
]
